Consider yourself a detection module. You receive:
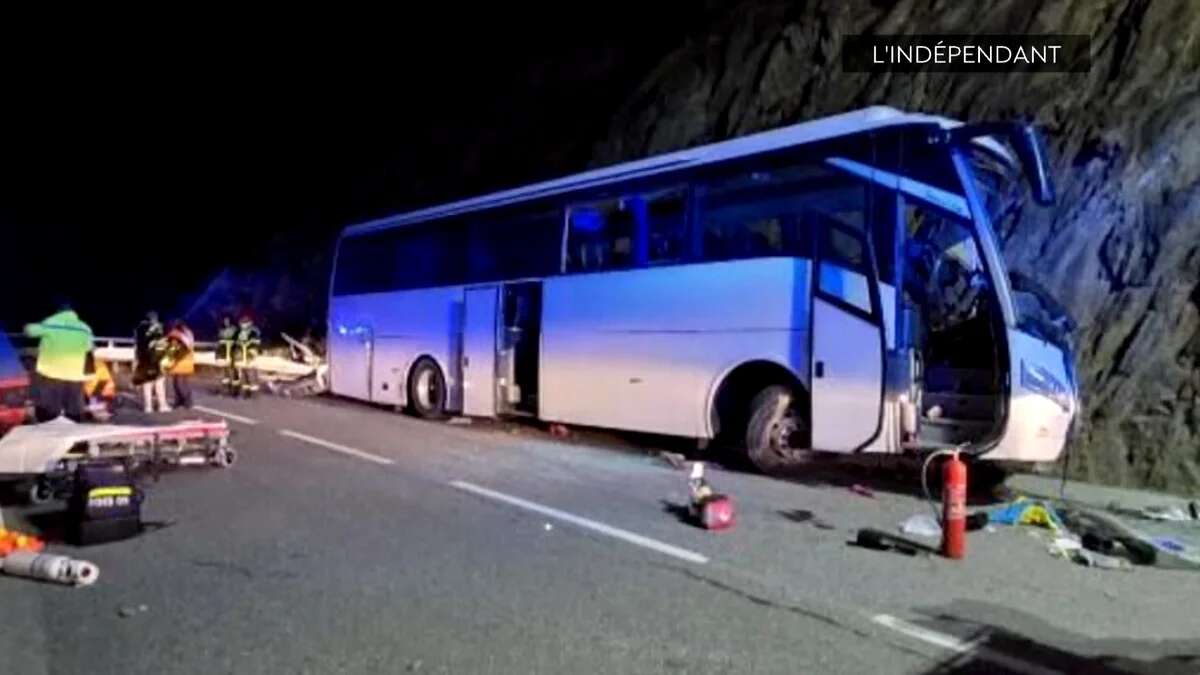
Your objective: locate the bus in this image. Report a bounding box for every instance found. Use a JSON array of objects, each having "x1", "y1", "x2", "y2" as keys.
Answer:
[{"x1": 328, "y1": 106, "x2": 1079, "y2": 474}]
